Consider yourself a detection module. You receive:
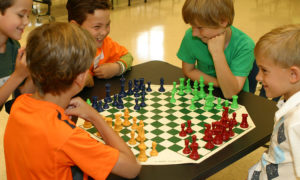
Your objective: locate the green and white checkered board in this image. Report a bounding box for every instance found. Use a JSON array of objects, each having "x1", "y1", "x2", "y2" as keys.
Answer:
[{"x1": 77, "y1": 84, "x2": 255, "y2": 165}]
